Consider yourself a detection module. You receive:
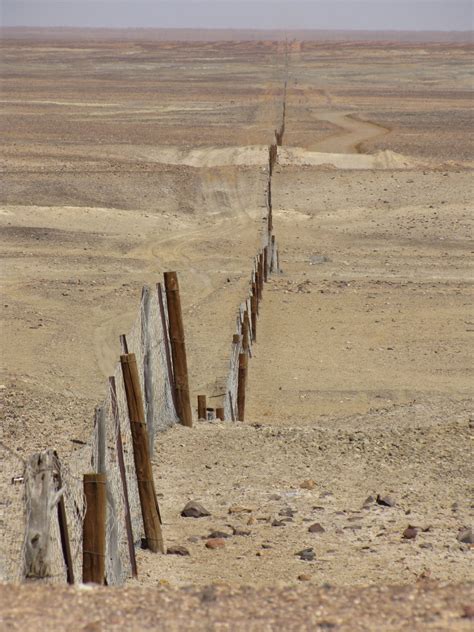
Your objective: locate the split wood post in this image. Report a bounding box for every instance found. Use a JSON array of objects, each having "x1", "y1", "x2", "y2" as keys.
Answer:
[
  {"x1": 157, "y1": 283, "x2": 178, "y2": 414},
  {"x1": 251, "y1": 284, "x2": 258, "y2": 342},
  {"x1": 53, "y1": 451, "x2": 74, "y2": 585},
  {"x1": 270, "y1": 235, "x2": 276, "y2": 273},
  {"x1": 109, "y1": 376, "x2": 137, "y2": 578},
  {"x1": 164, "y1": 271, "x2": 192, "y2": 428},
  {"x1": 141, "y1": 286, "x2": 155, "y2": 453},
  {"x1": 237, "y1": 353, "x2": 248, "y2": 422},
  {"x1": 228, "y1": 390, "x2": 236, "y2": 422},
  {"x1": 24, "y1": 450, "x2": 62, "y2": 581},
  {"x1": 255, "y1": 265, "x2": 262, "y2": 306},
  {"x1": 94, "y1": 405, "x2": 106, "y2": 474},
  {"x1": 259, "y1": 253, "x2": 265, "y2": 297},
  {"x1": 120, "y1": 353, "x2": 164, "y2": 553},
  {"x1": 216, "y1": 407, "x2": 225, "y2": 421},
  {"x1": 263, "y1": 246, "x2": 269, "y2": 283},
  {"x1": 82, "y1": 473, "x2": 106, "y2": 584},
  {"x1": 197, "y1": 395, "x2": 207, "y2": 420},
  {"x1": 232, "y1": 333, "x2": 241, "y2": 346}
]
